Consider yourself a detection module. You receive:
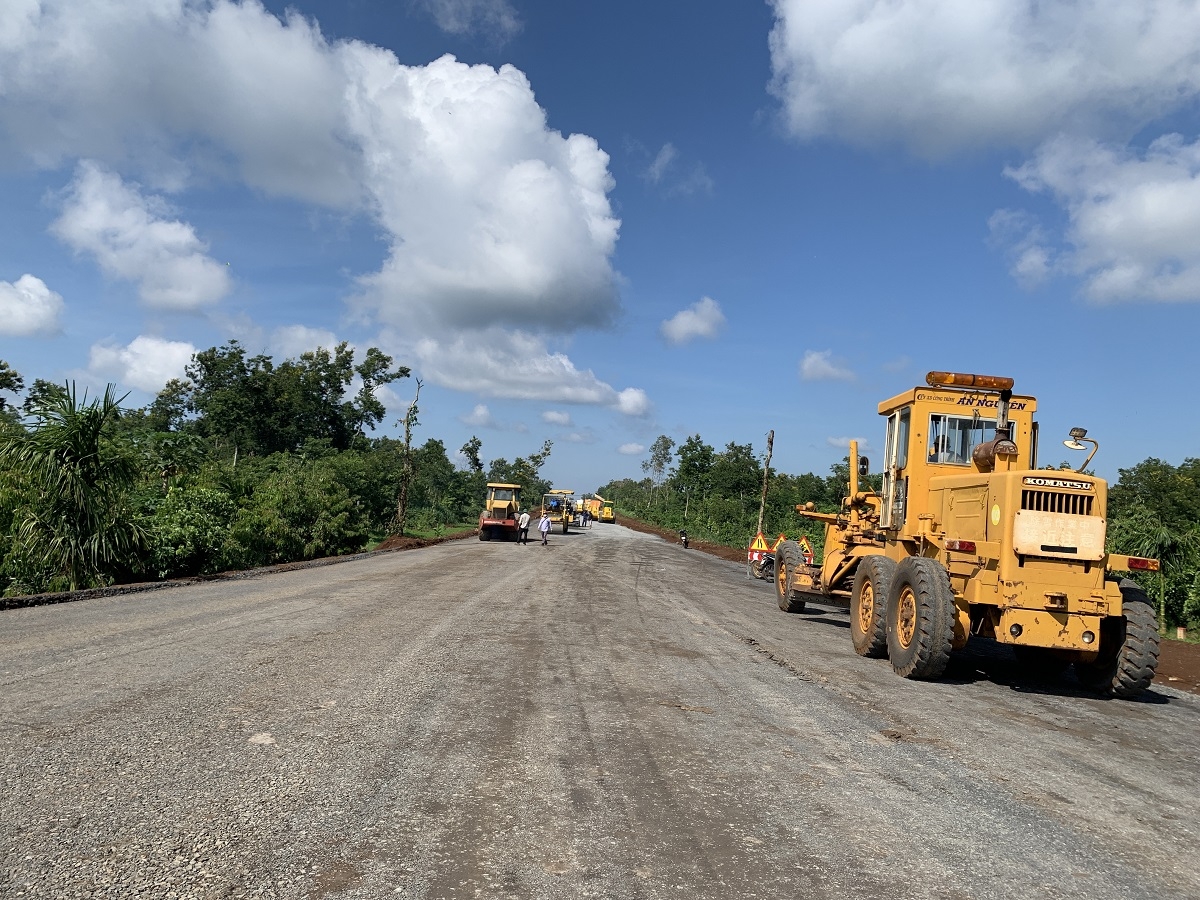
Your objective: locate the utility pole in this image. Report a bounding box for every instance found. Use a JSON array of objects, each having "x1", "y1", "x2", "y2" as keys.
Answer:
[{"x1": 756, "y1": 429, "x2": 774, "y2": 536}]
